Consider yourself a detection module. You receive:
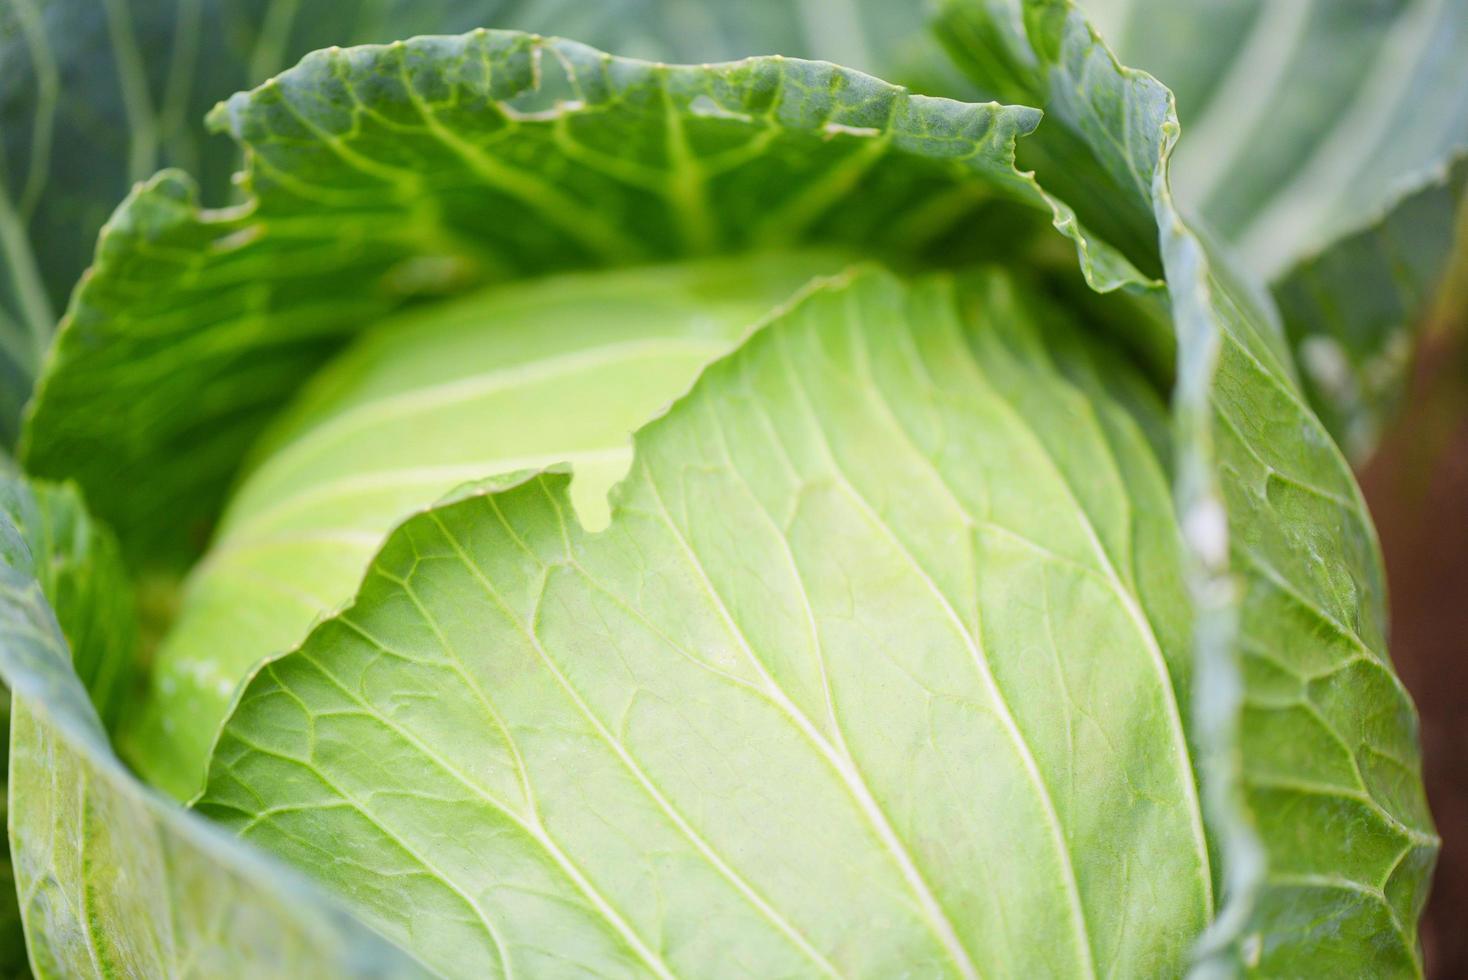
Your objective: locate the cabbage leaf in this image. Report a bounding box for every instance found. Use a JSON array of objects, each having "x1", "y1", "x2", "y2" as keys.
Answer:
[
  {"x1": 200, "y1": 265, "x2": 1211, "y2": 978},
  {"x1": 936, "y1": 3, "x2": 1438, "y2": 972},
  {"x1": 0, "y1": 473, "x2": 428, "y2": 977}
]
